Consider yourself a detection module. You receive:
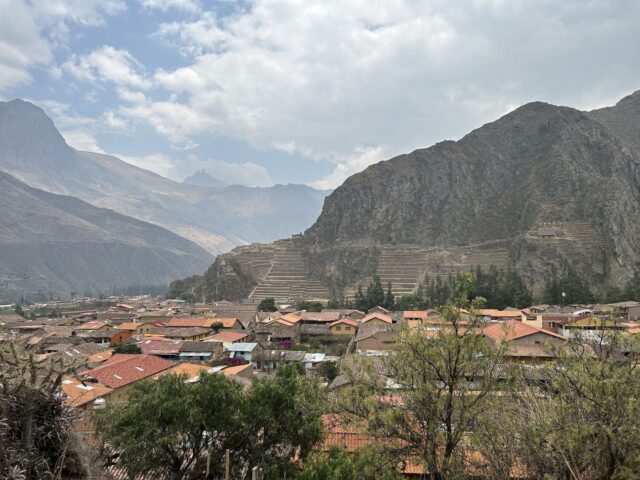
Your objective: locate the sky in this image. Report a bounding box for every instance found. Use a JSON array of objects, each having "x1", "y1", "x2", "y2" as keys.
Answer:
[{"x1": 1, "y1": 0, "x2": 639, "y2": 189}]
